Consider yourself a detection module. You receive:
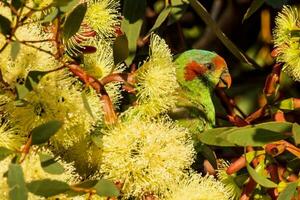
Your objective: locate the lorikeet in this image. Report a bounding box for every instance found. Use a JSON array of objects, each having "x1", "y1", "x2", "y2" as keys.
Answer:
[{"x1": 170, "y1": 49, "x2": 232, "y2": 133}]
